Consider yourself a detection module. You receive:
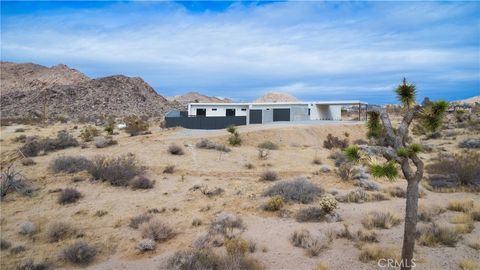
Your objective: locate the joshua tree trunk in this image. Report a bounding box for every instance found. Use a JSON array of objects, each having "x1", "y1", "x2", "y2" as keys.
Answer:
[{"x1": 401, "y1": 177, "x2": 420, "y2": 270}]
